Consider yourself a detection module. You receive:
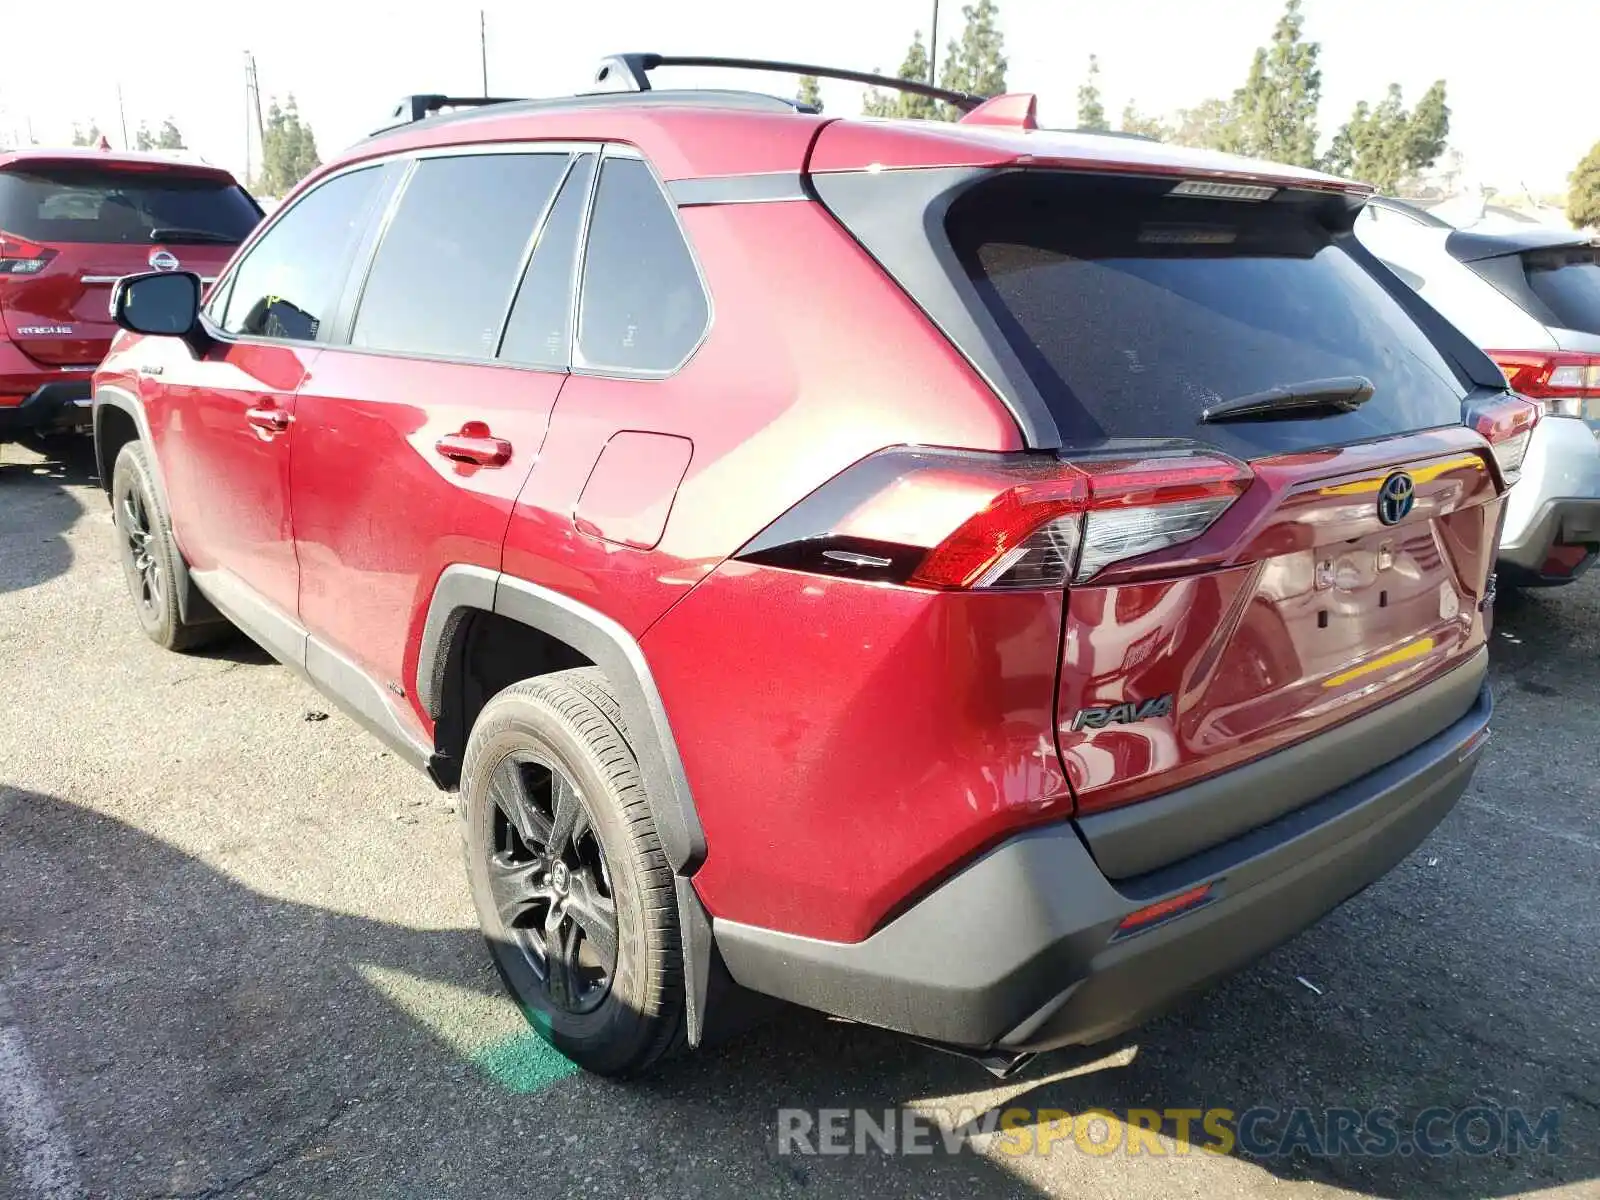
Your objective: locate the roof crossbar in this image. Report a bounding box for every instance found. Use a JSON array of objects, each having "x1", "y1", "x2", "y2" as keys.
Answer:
[
  {"x1": 591, "y1": 53, "x2": 988, "y2": 113},
  {"x1": 389, "y1": 94, "x2": 527, "y2": 125}
]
